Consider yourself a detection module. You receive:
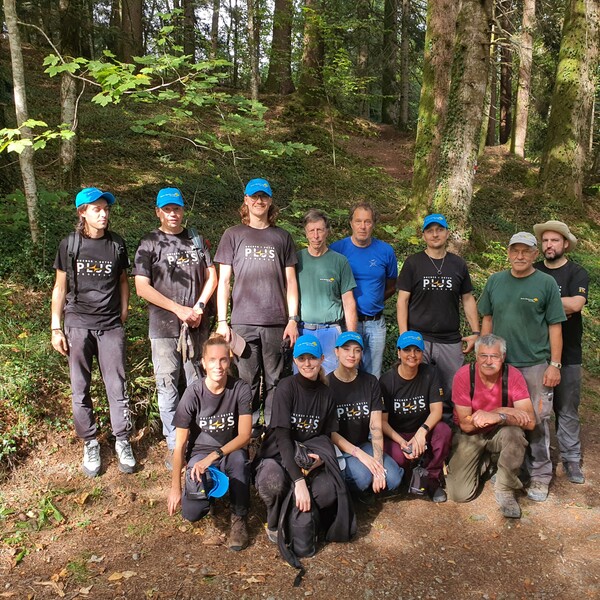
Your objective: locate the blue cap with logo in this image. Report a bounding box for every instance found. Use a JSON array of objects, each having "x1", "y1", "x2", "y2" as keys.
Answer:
[
  {"x1": 293, "y1": 334, "x2": 323, "y2": 359},
  {"x1": 423, "y1": 213, "x2": 448, "y2": 231},
  {"x1": 244, "y1": 178, "x2": 272, "y2": 197},
  {"x1": 335, "y1": 331, "x2": 364, "y2": 349},
  {"x1": 75, "y1": 187, "x2": 116, "y2": 208},
  {"x1": 206, "y1": 466, "x2": 229, "y2": 499},
  {"x1": 397, "y1": 330, "x2": 425, "y2": 351},
  {"x1": 156, "y1": 187, "x2": 184, "y2": 208}
]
